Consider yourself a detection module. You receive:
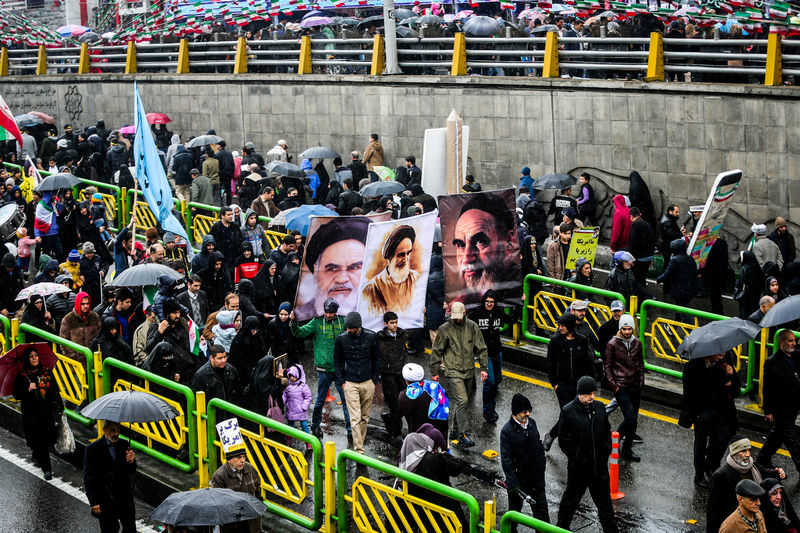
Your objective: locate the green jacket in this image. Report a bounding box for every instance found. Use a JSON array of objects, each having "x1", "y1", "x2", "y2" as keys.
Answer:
[
  {"x1": 430, "y1": 317, "x2": 488, "y2": 379},
  {"x1": 291, "y1": 315, "x2": 346, "y2": 373}
]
